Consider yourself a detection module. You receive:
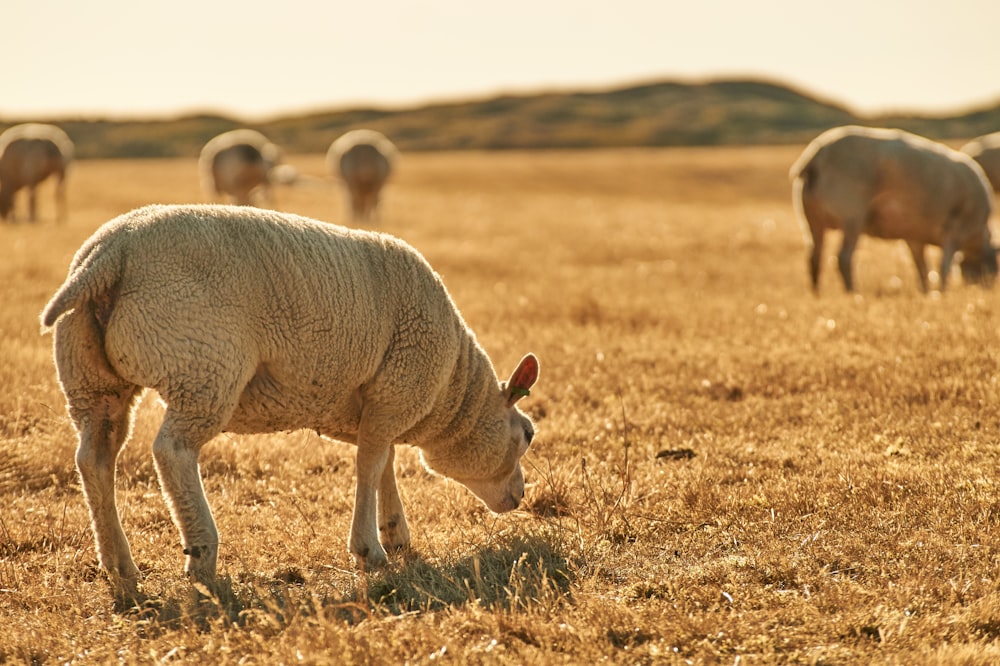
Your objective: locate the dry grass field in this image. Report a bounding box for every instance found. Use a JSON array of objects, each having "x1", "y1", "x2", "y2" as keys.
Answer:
[{"x1": 4, "y1": 145, "x2": 1000, "y2": 664}]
